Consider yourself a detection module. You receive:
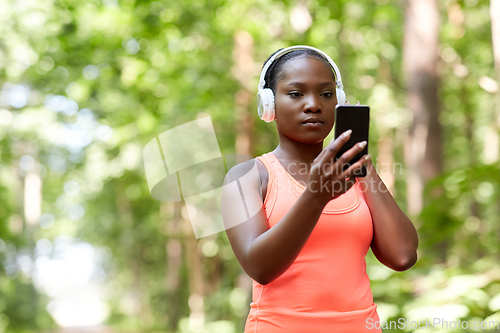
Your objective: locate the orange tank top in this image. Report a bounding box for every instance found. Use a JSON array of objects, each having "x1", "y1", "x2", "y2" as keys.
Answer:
[{"x1": 243, "y1": 152, "x2": 381, "y2": 333}]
